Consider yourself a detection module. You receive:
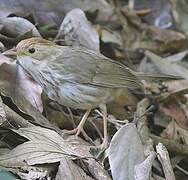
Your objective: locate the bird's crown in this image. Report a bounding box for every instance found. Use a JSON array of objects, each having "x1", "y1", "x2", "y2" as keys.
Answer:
[{"x1": 16, "y1": 37, "x2": 55, "y2": 55}]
